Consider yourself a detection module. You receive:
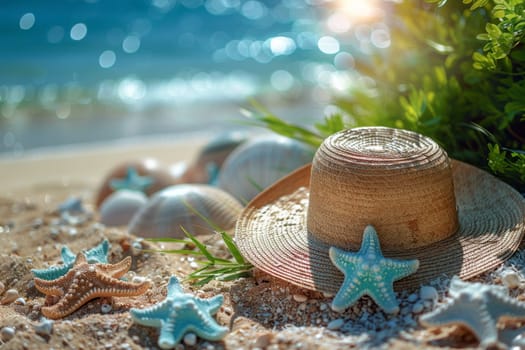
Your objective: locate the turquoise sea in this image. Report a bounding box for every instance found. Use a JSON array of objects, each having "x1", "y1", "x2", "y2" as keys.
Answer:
[{"x1": 0, "y1": 0, "x2": 390, "y2": 154}]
